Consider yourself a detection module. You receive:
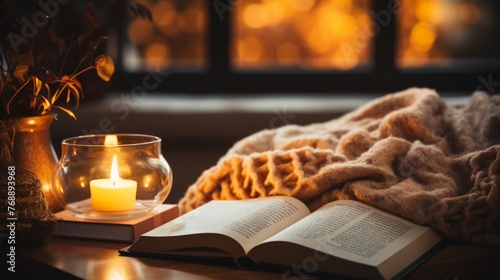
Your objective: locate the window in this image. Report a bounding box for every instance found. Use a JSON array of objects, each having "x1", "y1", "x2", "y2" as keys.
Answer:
[
  {"x1": 397, "y1": 0, "x2": 500, "y2": 69},
  {"x1": 110, "y1": 0, "x2": 500, "y2": 94},
  {"x1": 123, "y1": 0, "x2": 207, "y2": 71},
  {"x1": 231, "y1": 0, "x2": 372, "y2": 70}
]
